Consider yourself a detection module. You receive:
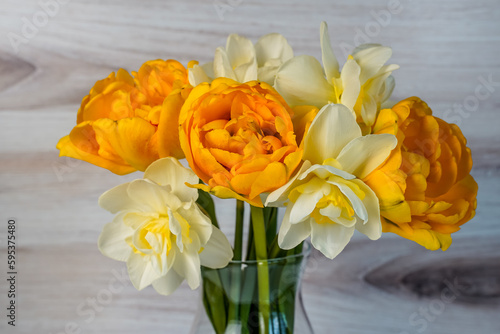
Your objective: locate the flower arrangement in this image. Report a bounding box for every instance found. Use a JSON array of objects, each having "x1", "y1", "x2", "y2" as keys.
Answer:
[{"x1": 57, "y1": 22, "x2": 478, "y2": 333}]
